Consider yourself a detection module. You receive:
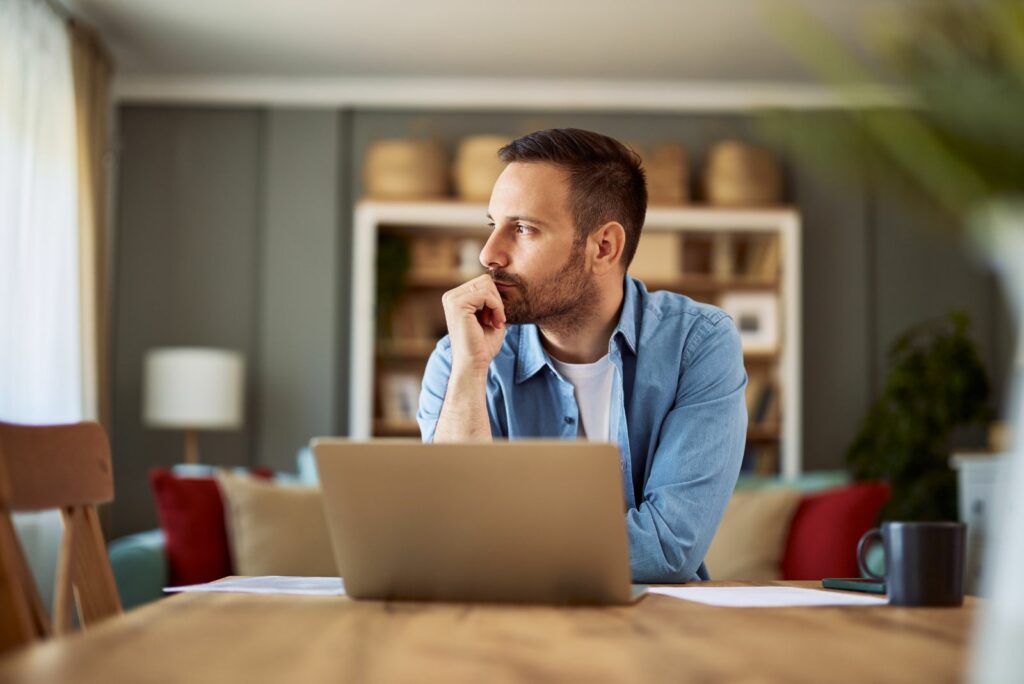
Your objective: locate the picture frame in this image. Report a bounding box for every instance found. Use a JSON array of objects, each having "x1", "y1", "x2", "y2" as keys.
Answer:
[
  {"x1": 718, "y1": 292, "x2": 779, "y2": 352},
  {"x1": 379, "y1": 372, "x2": 422, "y2": 421}
]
